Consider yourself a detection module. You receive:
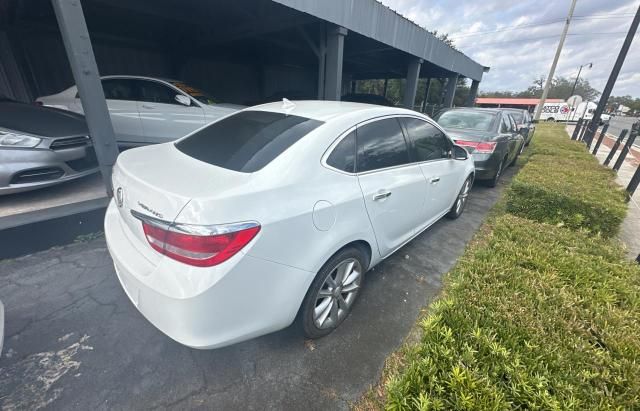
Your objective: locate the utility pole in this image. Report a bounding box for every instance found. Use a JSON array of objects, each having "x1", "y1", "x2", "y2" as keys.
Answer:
[
  {"x1": 583, "y1": 4, "x2": 640, "y2": 144},
  {"x1": 533, "y1": 0, "x2": 578, "y2": 121}
]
